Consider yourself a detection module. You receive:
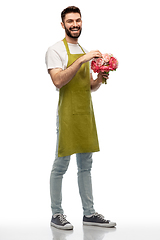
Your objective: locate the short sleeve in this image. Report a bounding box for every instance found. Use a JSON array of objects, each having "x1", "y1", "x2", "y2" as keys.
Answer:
[{"x1": 45, "y1": 47, "x2": 63, "y2": 70}]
